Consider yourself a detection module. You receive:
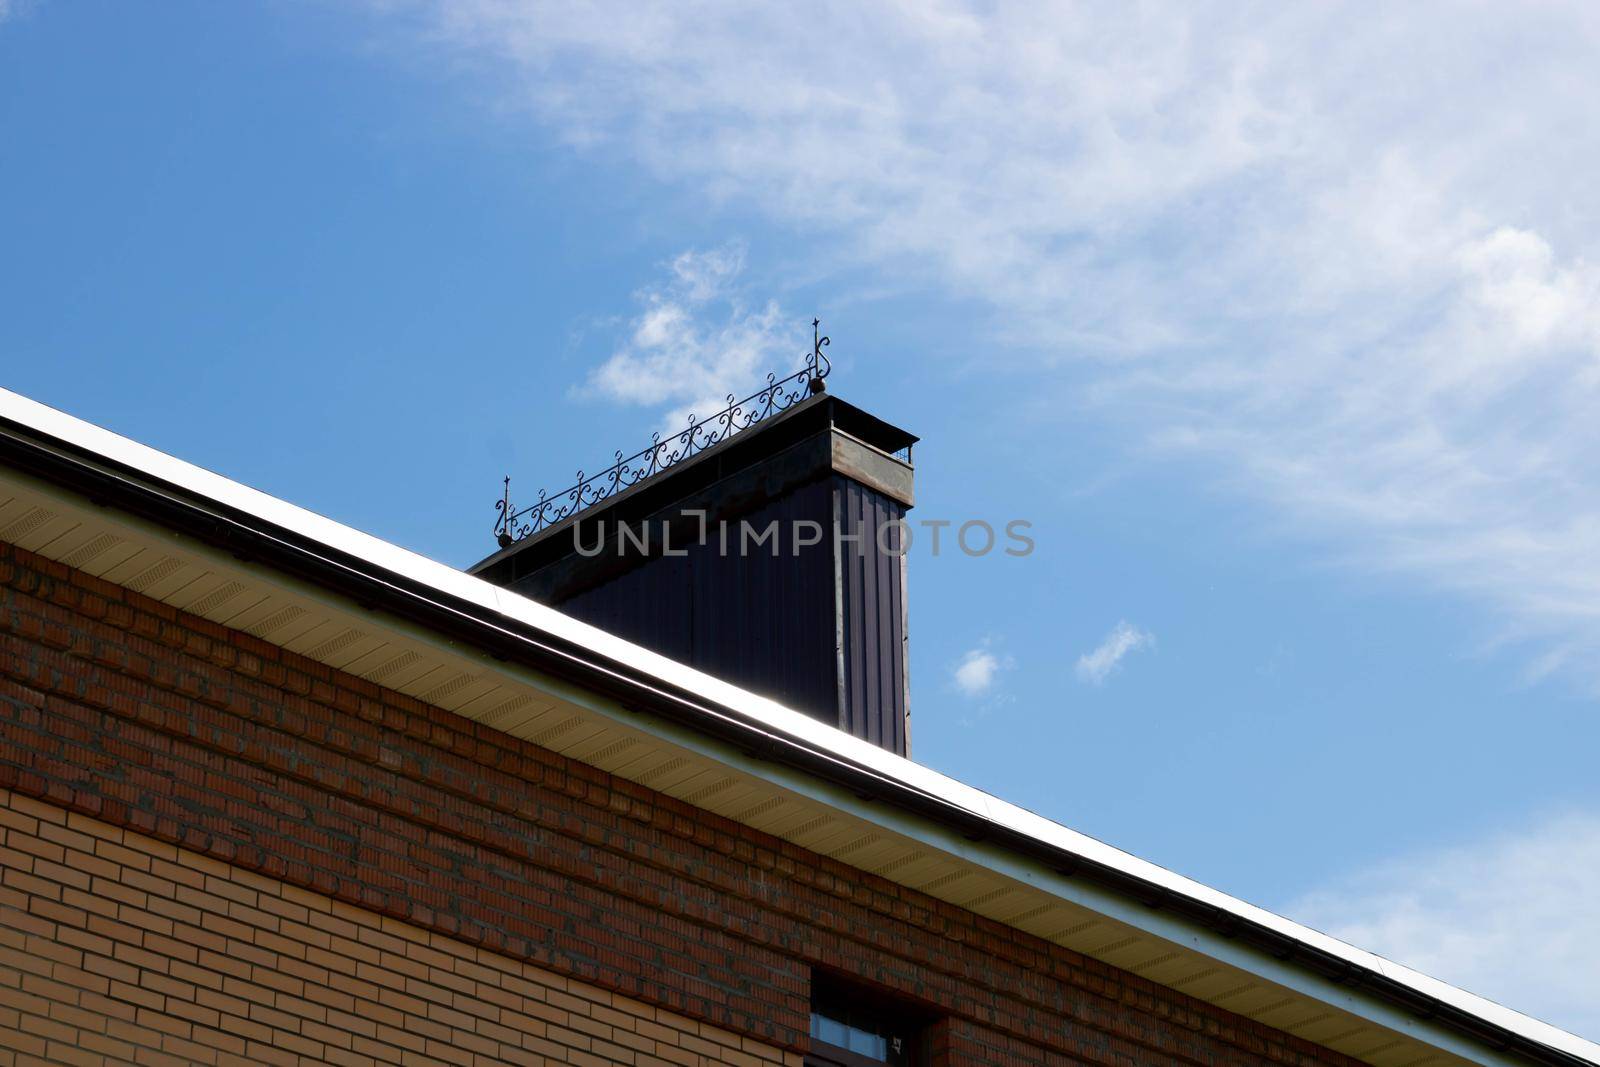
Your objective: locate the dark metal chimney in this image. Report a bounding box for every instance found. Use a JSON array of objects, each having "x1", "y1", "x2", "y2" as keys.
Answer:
[{"x1": 471, "y1": 343, "x2": 917, "y2": 755}]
